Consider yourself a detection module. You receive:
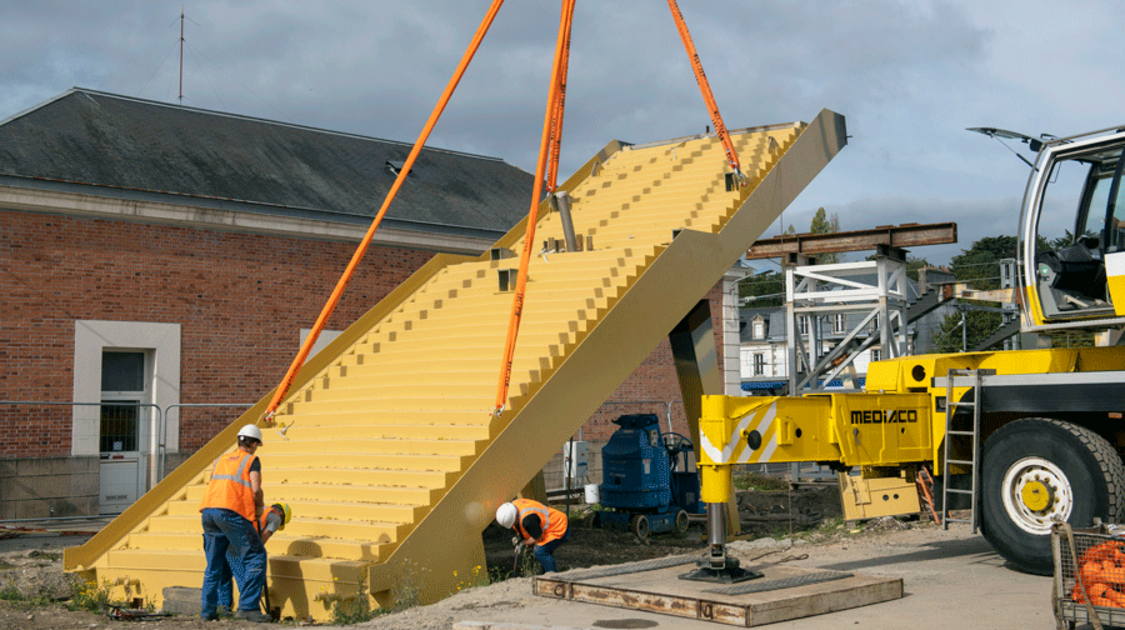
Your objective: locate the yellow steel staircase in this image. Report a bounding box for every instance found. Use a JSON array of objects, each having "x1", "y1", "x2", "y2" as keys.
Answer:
[{"x1": 65, "y1": 110, "x2": 846, "y2": 619}]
